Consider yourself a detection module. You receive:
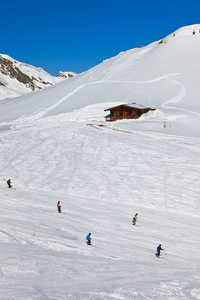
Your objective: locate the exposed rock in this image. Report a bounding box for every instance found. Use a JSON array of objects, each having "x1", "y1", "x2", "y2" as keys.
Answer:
[
  {"x1": 56, "y1": 71, "x2": 76, "y2": 79},
  {"x1": 0, "y1": 55, "x2": 52, "y2": 91},
  {"x1": 0, "y1": 54, "x2": 77, "y2": 100},
  {"x1": 0, "y1": 80, "x2": 6, "y2": 86}
]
